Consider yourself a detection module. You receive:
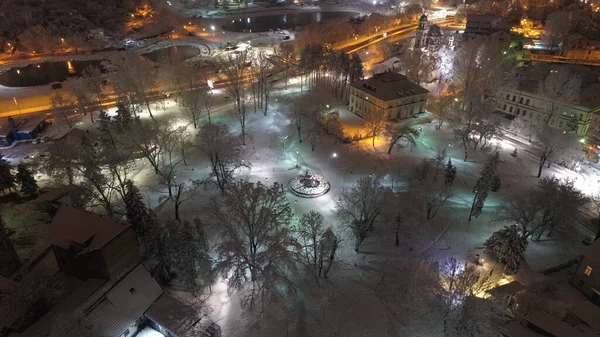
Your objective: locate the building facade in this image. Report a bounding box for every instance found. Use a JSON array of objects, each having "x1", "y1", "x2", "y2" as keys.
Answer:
[
  {"x1": 414, "y1": 14, "x2": 446, "y2": 50},
  {"x1": 464, "y1": 14, "x2": 511, "y2": 37},
  {"x1": 349, "y1": 72, "x2": 429, "y2": 120},
  {"x1": 498, "y1": 82, "x2": 600, "y2": 137},
  {"x1": 571, "y1": 239, "x2": 600, "y2": 305}
]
